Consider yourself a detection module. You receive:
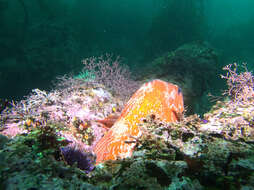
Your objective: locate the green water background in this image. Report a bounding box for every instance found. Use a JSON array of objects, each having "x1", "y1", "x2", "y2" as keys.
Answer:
[{"x1": 0, "y1": 0, "x2": 254, "y2": 114}]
